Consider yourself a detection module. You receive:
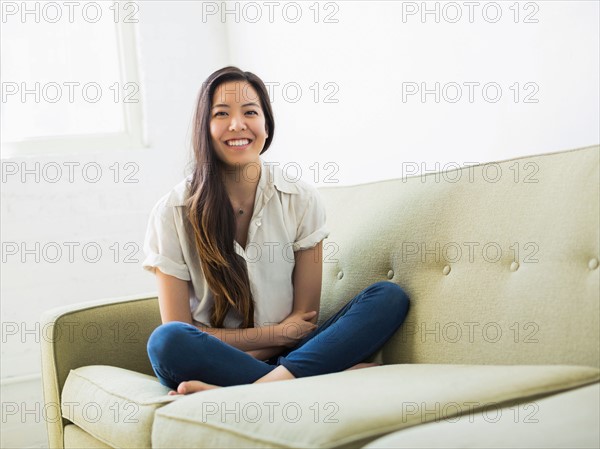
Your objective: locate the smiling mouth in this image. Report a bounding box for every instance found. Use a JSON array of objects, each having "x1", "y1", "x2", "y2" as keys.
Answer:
[{"x1": 225, "y1": 139, "x2": 252, "y2": 147}]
